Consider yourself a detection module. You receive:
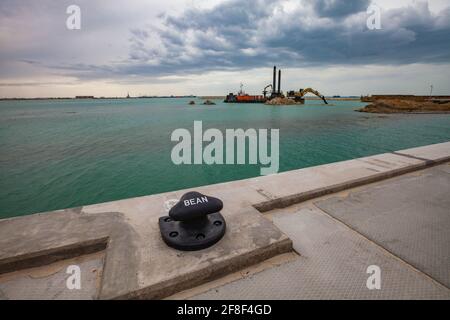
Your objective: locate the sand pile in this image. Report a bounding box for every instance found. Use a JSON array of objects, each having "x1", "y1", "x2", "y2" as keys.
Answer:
[
  {"x1": 359, "y1": 99, "x2": 450, "y2": 113},
  {"x1": 265, "y1": 97, "x2": 299, "y2": 105}
]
